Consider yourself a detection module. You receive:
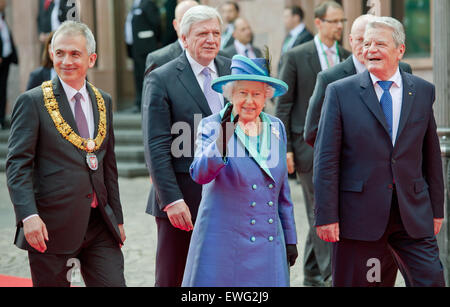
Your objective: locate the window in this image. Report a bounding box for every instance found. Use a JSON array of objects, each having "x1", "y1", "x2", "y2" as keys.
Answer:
[{"x1": 392, "y1": 0, "x2": 431, "y2": 58}]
